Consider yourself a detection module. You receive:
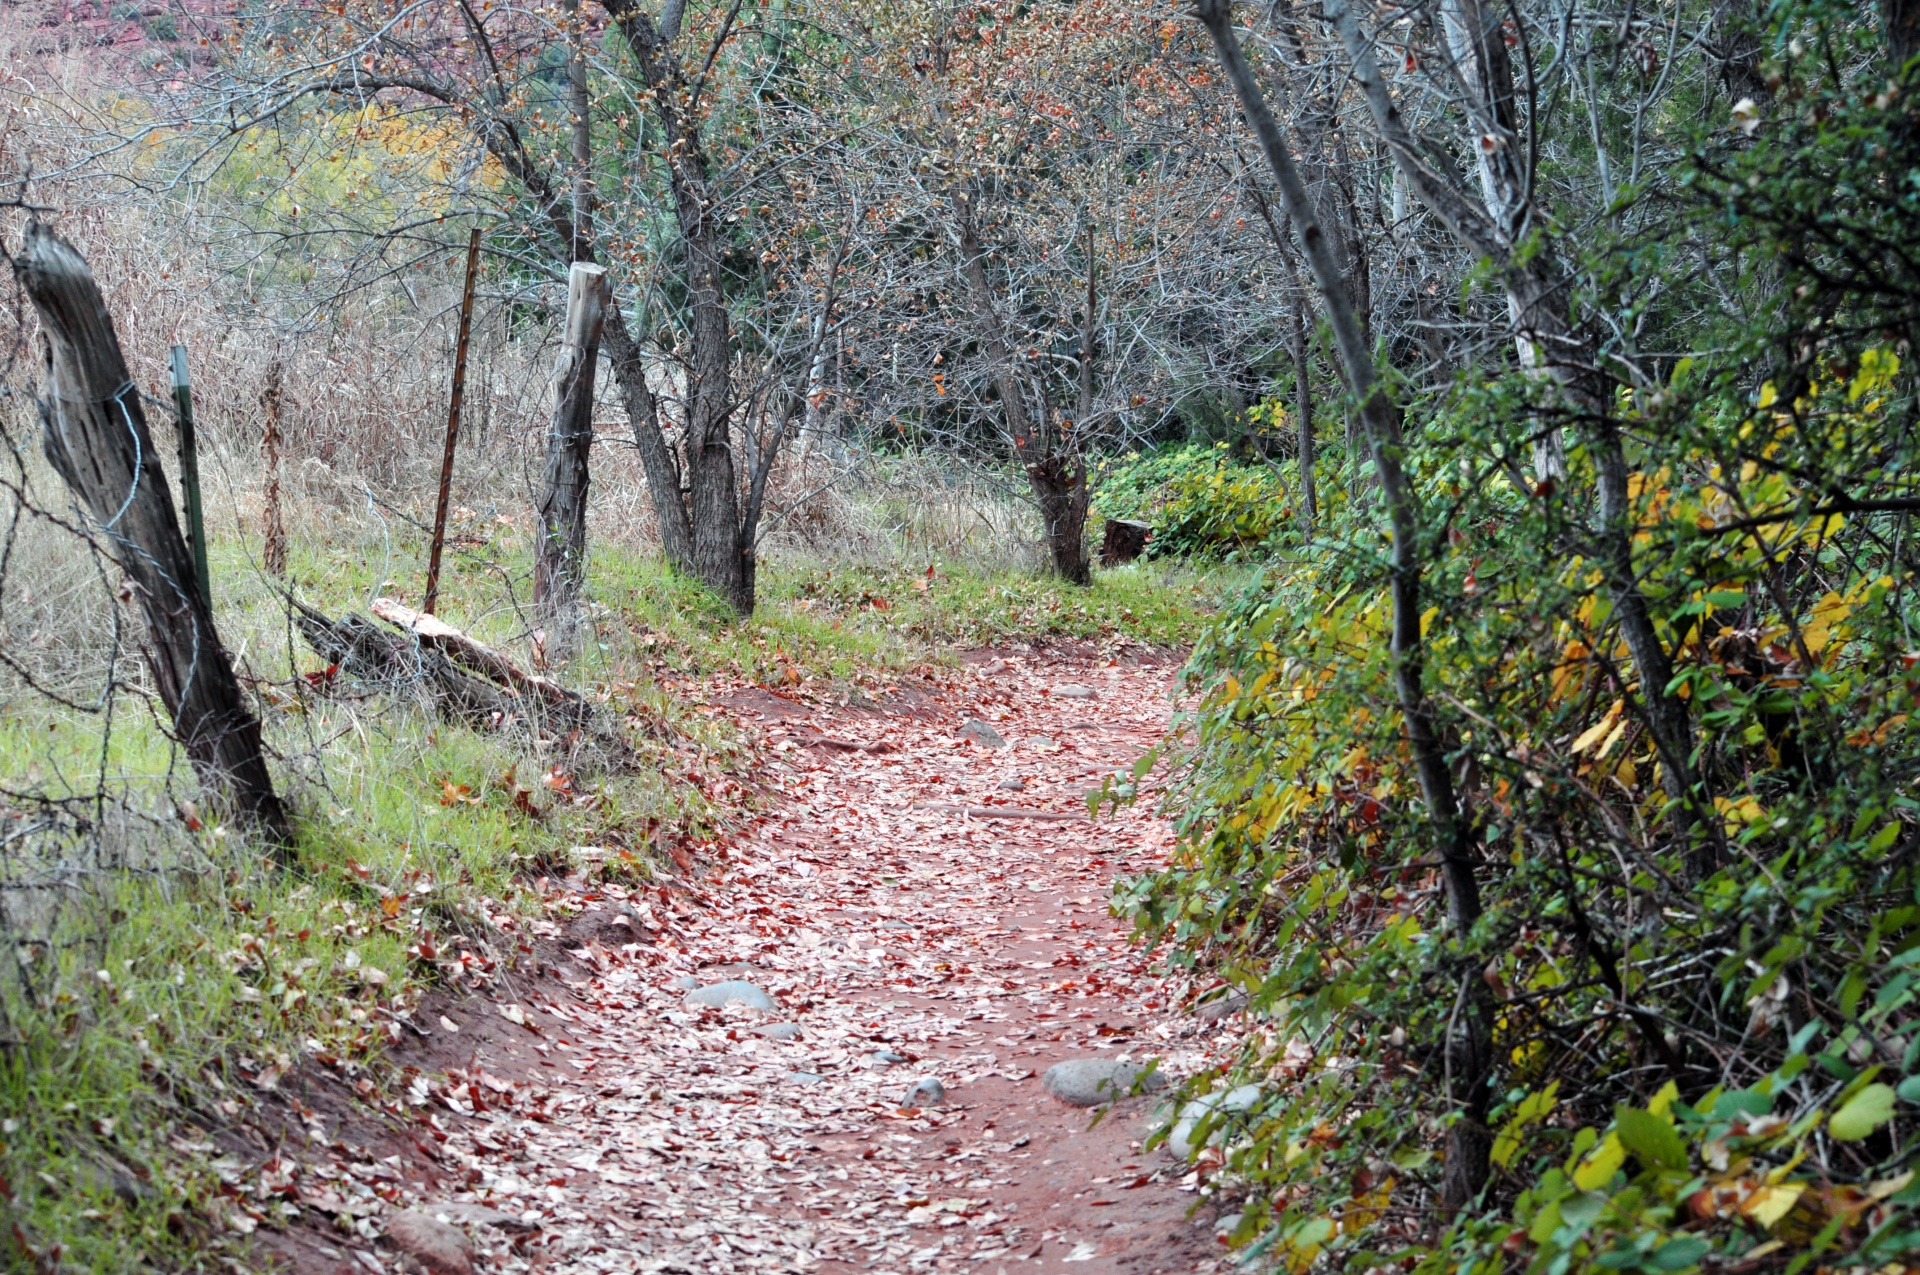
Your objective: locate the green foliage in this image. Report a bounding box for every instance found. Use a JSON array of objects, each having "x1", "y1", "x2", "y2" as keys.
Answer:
[
  {"x1": 1117, "y1": 11, "x2": 1920, "y2": 1271},
  {"x1": 1092, "y1": 442, "x2": 1297, "y2": 559}
]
